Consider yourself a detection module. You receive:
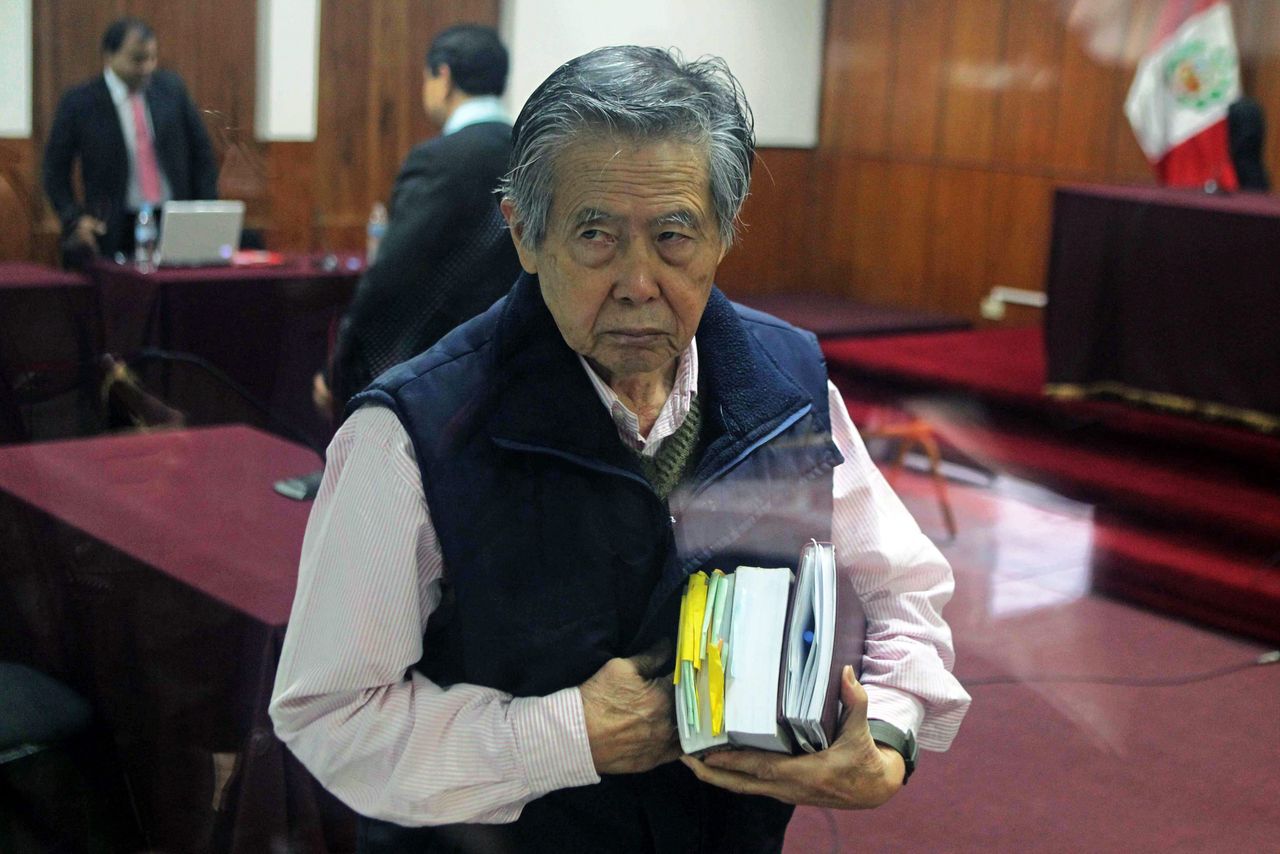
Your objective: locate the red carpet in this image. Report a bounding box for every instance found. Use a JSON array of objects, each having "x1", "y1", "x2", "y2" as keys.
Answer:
[
  {"x1": 822, "y1": 326, "x2": 1280, "y2": 644},
  {"x1": 823, "y1": 326, "x2": 1280, "y2": 466}
]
